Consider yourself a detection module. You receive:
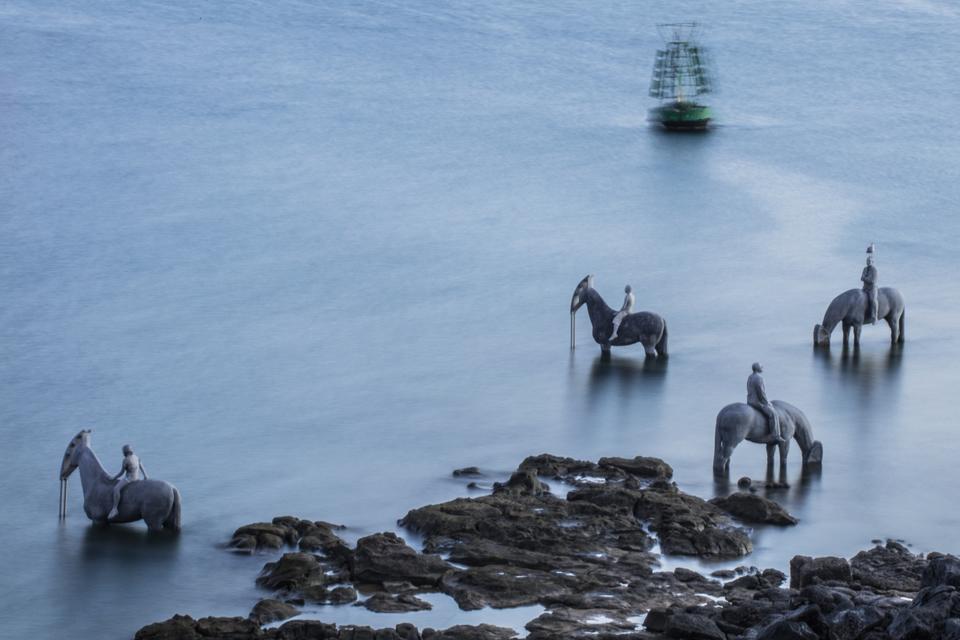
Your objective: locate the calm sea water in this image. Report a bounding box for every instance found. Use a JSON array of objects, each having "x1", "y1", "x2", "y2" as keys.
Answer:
[{"x1": 2, "y1": 1, "x2": 959, "y2": 638}]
